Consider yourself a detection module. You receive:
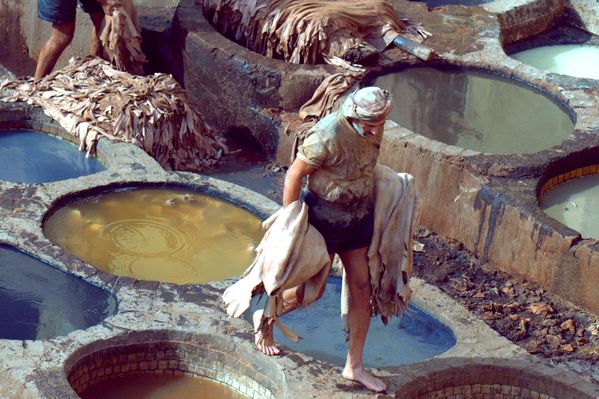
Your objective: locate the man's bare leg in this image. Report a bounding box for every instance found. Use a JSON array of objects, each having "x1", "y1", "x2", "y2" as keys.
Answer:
[
  {"x1": 339, "y1": 247, "x2": 386, "y2": 393},
  {"x1": 34, "y1": 22, "x2": 75, "y2": 80},
  {"x1": 253, "y1": 254, "x2": 334, "y2": 356},
  {"x1": 88, "y1": 12, "x2": 105, "y2": 57}
]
